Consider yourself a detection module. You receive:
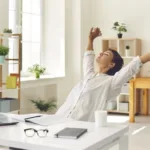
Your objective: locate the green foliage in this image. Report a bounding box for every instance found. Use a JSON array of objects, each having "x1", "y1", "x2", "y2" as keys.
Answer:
[
  {"x1": 30, "y1": 98, "x2": 57, "y2": 112},
  {"x1": 112, "y1": 22, "x2": 127, "y2": 33},
  {"x1": 3, "y1": 28, "x2": 12, "y2": 33},
  {"x1": 0, "y1": 45, "x2": 9, "y2": 56},
  {"x1": 28, "y1": 64, "x2": 46, "y2": 75}
]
